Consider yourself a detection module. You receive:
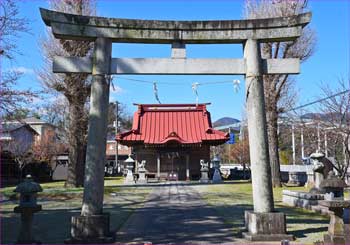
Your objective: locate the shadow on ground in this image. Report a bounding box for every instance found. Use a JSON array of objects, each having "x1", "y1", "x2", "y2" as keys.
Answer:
[{"x1": 0, "y1": 188, "x2": 150, "y2": 244}]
